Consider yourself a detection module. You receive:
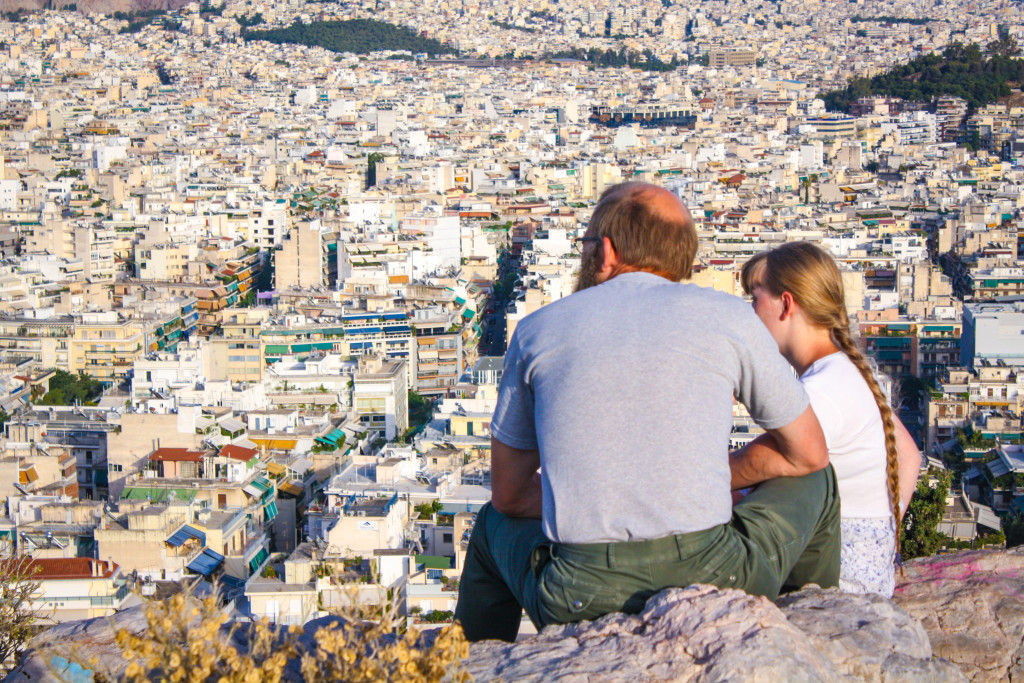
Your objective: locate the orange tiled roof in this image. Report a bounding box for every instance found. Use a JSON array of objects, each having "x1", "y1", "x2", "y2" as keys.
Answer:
[
  {"x1": 150, "y1": 448, "x2": 205, "y2": 462},
  {"x1": 220, "y1": 445, "x2": 258, "y2": 462},
  {"x1": 5, "y1": 557, "x2": 119, "y2": 580}
]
